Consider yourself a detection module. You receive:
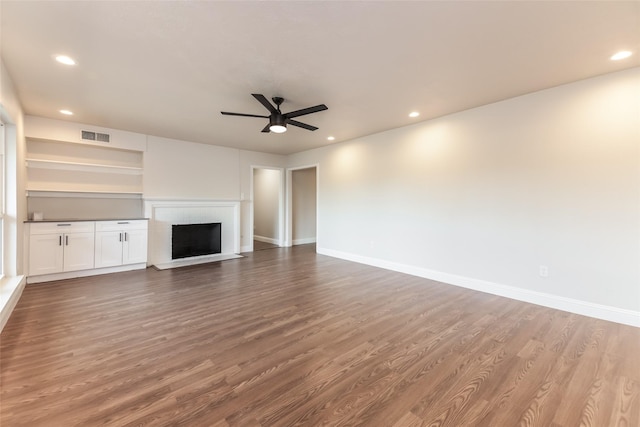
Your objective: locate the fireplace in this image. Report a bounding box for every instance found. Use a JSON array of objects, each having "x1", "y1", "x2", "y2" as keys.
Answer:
[
  {"x1": 144, "y1": 199, "x2": 240, "y2": 268},
  {"x1": 172, "y1": 222, "x2": 221, "y2": 260}
]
